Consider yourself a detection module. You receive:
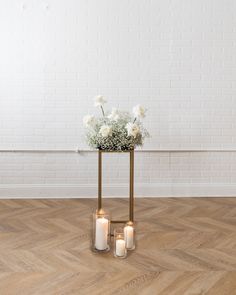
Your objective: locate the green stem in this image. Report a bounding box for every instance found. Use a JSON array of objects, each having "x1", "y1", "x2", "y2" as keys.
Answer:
[{"x1": 101, "y1": 106, "x2": 105, "y2": 117}]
